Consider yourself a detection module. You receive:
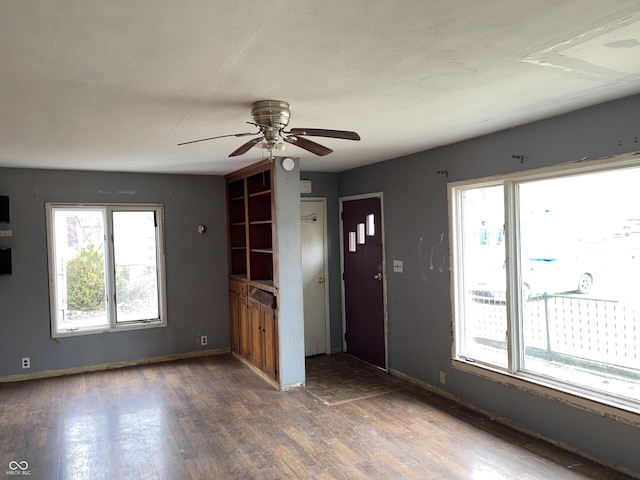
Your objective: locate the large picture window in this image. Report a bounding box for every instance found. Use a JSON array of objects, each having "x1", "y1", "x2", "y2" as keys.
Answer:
[
  {"x1": 46, "y1": 203, "x2": 167, "y2": 337},
  {"x1": 450, "y1": 155, "x2": 640, "y2": 417}
]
